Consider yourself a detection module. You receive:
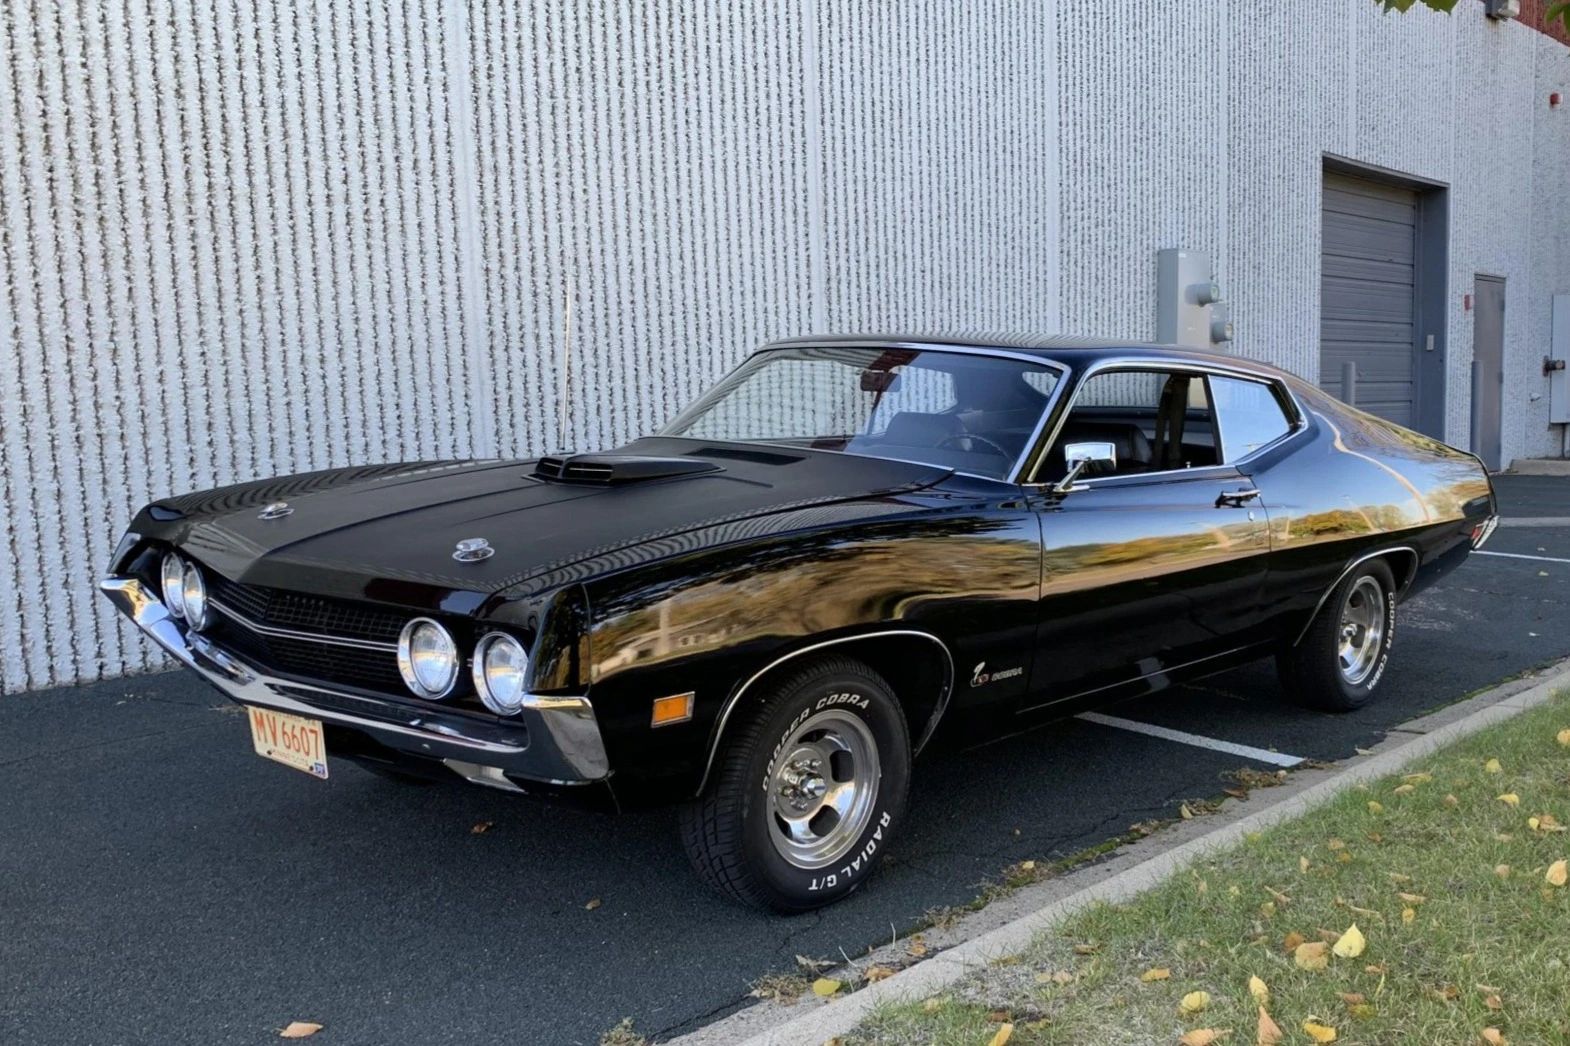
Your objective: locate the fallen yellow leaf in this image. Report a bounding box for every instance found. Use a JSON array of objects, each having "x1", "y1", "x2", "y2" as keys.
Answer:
[
  {"x1": 1294, "y1": 941, "x2": 1330, "y2": 971},
  {"x1": 864, "y1": 966, "x2": 895, "y2": 983},
  {"x1": 908, "y1": 938, "x2": 928, "y2": 958},
  {"x1": 1140, "y1": 967, "x2": 1171, "y2": 982},
  {"x1": 1483, "y1": 993, "x2": 1503, "y2": 1011},
  {"x1": 1303, "y1": 1019, "x2": 1338, "y2": 1042},
  {"x1": 1557, "y1": 728, "x2": 1570, "y2": 747},
  {"x1": 1020, "y1": 860, "x2": 1035, "y2": 872},
  {"x1": 1391, "y1": 784, "x2": 1414, "y2": 796},
  {"x1": 922, "y1": 997, "x2": 942, "y2": 1012},
  {"x1": 584, "y1": 898, "x2": 602, "y2": 911},
  {"x1": 1403, "y1": 772, "x2": 1433, "y2": 784},
  {"x1": 279, "y1": 1024, "x2": 323, "y2": 1040},
  {"x1": 1257, "y1": 1006, "x2": 1283, "y2": 1045},
  {"x1": 1367, "y1": 801, "x2": 1384, "y2": 815},
  {"x1": 1179, "y1": 990, "x2": 1211, "y2": 1014},
  {"x1": 812, "y1": 978, "x2": 842, "y2": 997},
  {"x1": 1494, "y1": 864, "x2": 1511, "y2": 879},
  {"x1": 1444, "y1": 794, "x2": 1460, "y2": 808},
  {"x1": 1547, "y1": 859, "x2": 1568, "y2": 887},
  {"x1": 1481, "y1": 1029, "x2": 1507, "y2": 1045},
  {"x1": 1497, "y1": 794, "x2": 1520, "y2": 808},
  {"x1": 1332, "y1": 924, "x2": 1366, "y2": 959},
  {"x1": 1327, "y1": 838, "x2": 1346, "y2": 851},
  {"x1": 1178, "y1": 1030, "x2": 1229, "y2": 1046},
  {"x1": 1397, "y1": 892, "x2": 1425, "y2": 904},
  {"x1": 1529, "y1": 817, "x2": 1542, "y2": 831},
  {"x1": 1248, "y1": 975, "x2": 1269, "y2": 1004},
  {"x1": 1299, "y1": 856, "x2": 1311, "y2": 874},
  {"x1": 987, "y1": 1023, "x2": 1014, "y2": 1046},
  {"x1": 1484, "y1": 759, "x2": 1502, "y2": 774},
  {"x1": 470, "y1": 821, "x2": 493, "y2": 834},
  {"x1": 1181, "y1": 803, "x2": 1194, "y2": 820},
  {"x1": 1282, "y1": 931, "x2": 1306, "y2": 954}
]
